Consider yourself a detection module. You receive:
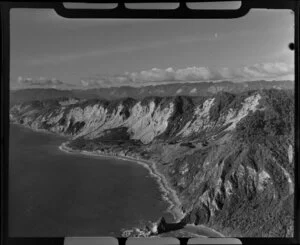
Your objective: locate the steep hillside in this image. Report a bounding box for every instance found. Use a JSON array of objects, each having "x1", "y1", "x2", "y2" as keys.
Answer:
[{"x1": 10, "y1": 89, "x2": 294, "y2": 237}]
